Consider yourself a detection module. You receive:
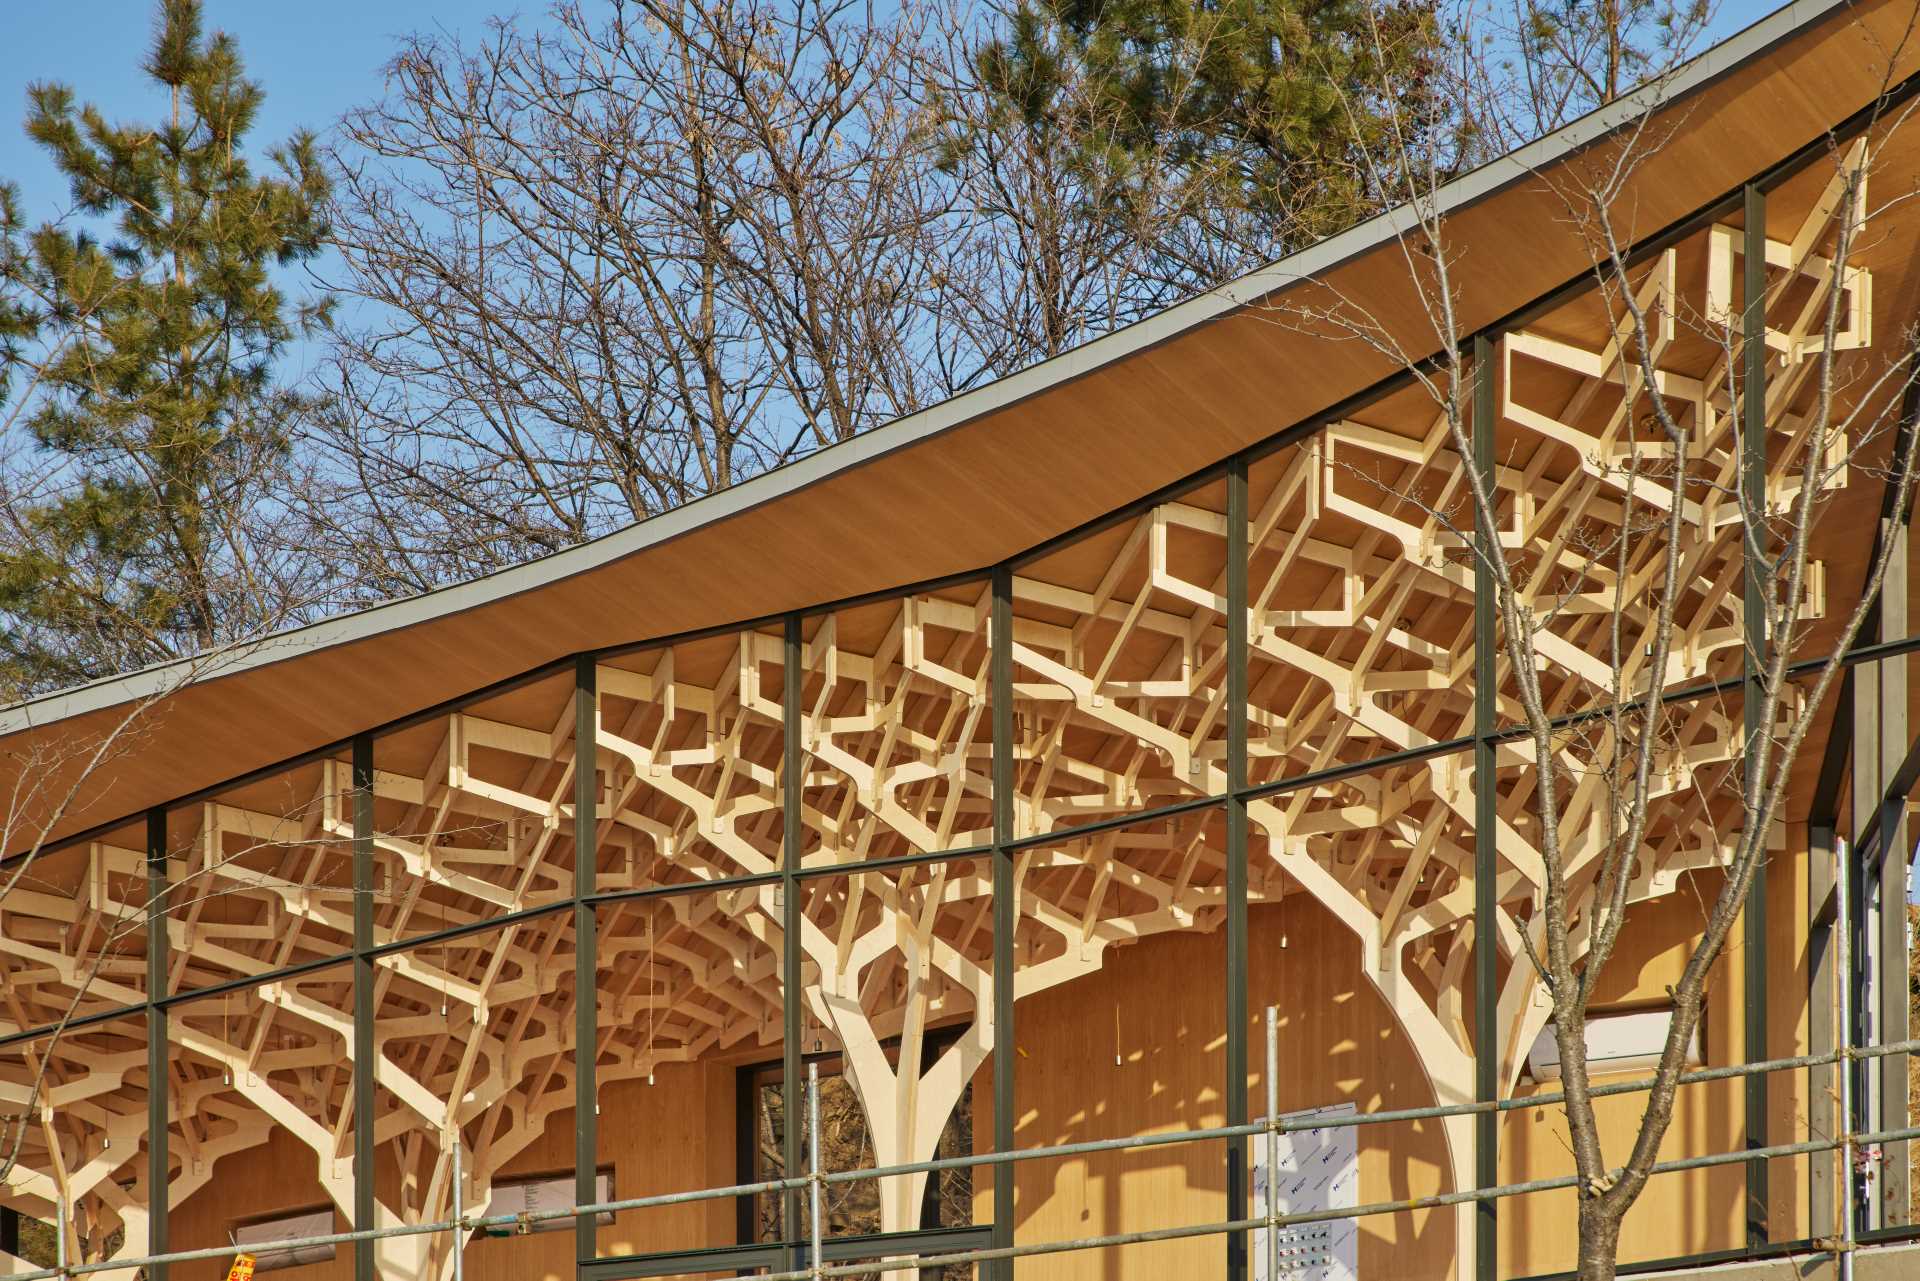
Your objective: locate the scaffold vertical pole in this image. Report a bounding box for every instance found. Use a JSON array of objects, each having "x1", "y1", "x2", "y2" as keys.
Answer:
[
  {"x1": 452, "y1": 1133, "x2": 464, "y2": 1281},
  {"x1": 808, "y1": 1062, "x2": 823, "y2": 1281}
]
